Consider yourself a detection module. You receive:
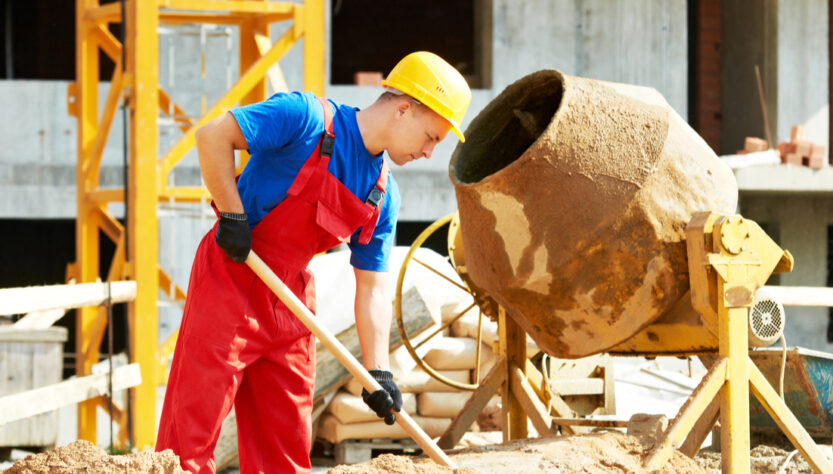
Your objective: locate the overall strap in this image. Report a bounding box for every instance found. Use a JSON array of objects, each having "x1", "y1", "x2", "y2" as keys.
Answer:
[
  {"x1": 358, "y1": 159, "x2": 390, "y2": 244},
  {"x1": 286, "y1": 97, "x2": 335, "y2": 196}
]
